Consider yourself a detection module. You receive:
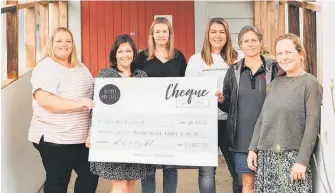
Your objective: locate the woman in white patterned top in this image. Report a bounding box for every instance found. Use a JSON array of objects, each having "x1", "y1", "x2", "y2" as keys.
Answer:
[{"x1": 29, "y1": 27, "x2": 98, "y2": 193}]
